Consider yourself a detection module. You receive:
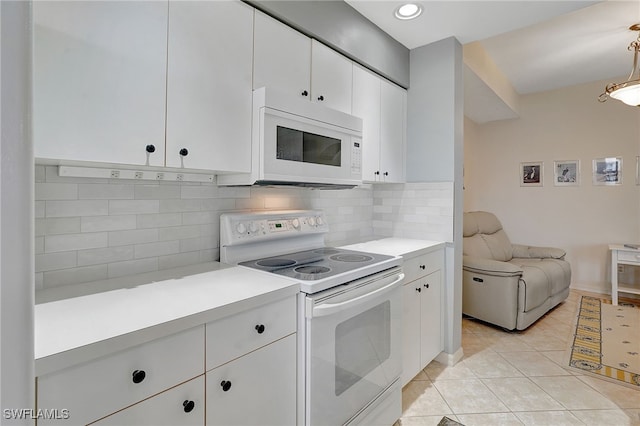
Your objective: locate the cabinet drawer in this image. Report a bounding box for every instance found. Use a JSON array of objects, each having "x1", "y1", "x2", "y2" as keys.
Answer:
[
  {"x1": 618, "y1": 250, "x2": 640, "y2": 264},
  {"x1": 37, "y1": 326, "x2": 204, "y2": 425},
  {"x1": 403, "y1": 250, "x2": 444, "y2": 283},
  {"x1": 206, "y1": 295, "x2": 296, "y2": 371},
  {"x1": 93, "y1": 375, "x2": 204, "y2": 426}
]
